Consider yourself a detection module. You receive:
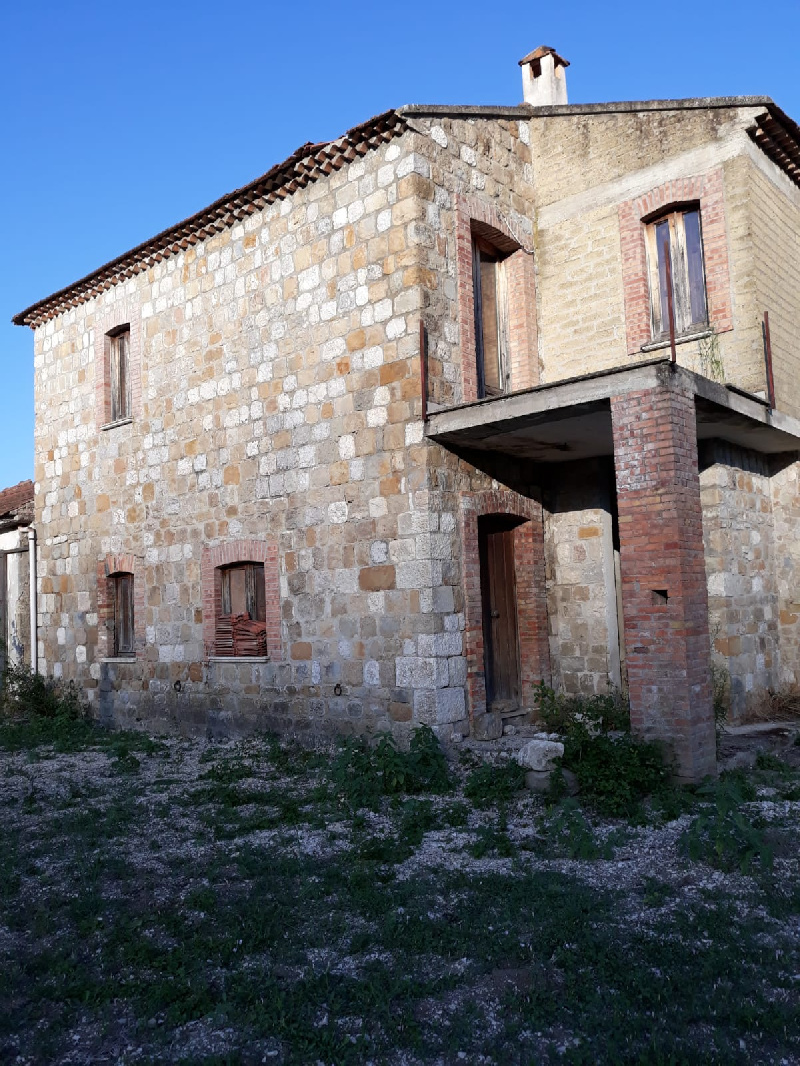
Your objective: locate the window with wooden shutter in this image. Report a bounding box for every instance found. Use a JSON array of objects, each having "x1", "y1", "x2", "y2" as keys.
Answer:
[
  {"x1": 216, "y1": 563, "x2": 268, "y2": 657},
  {"x1": 645, "y1": 207, "x2": 708, "y2": 340},
  {"x1": 109, "y1": 327, "x2": 131, "y2": 422},
  {"x1": 472, "y1": 237, "x2": 510, "y2": 398},
  {"x1": 111, "y1": 573, "x2": 134, "y2": 657}
]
